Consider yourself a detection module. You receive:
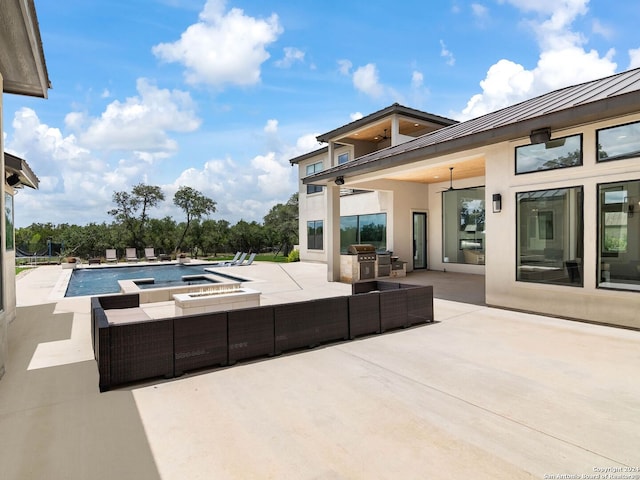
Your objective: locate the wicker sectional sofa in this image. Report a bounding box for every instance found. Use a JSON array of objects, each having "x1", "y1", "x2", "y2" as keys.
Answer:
[{"x1": 91, "y1": 280, "x2": 434, "y2": 391}]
